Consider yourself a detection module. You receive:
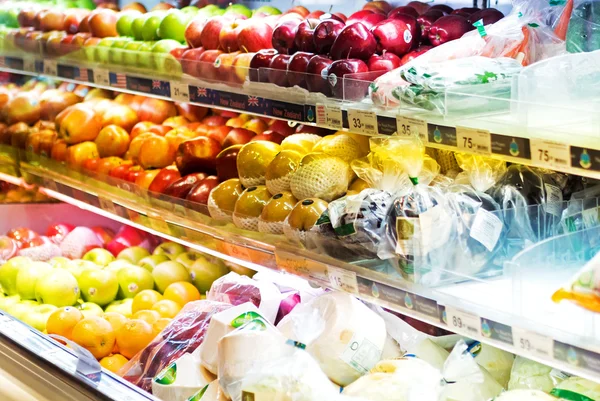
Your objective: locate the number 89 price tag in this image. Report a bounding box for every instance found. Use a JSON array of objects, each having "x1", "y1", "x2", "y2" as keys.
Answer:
[
  {"x1": 347, "y1": 109, "x2": 378, "y2": 136},
  {"x1": 444, "y1": 306, "x2": 481, "y2": 337}
]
